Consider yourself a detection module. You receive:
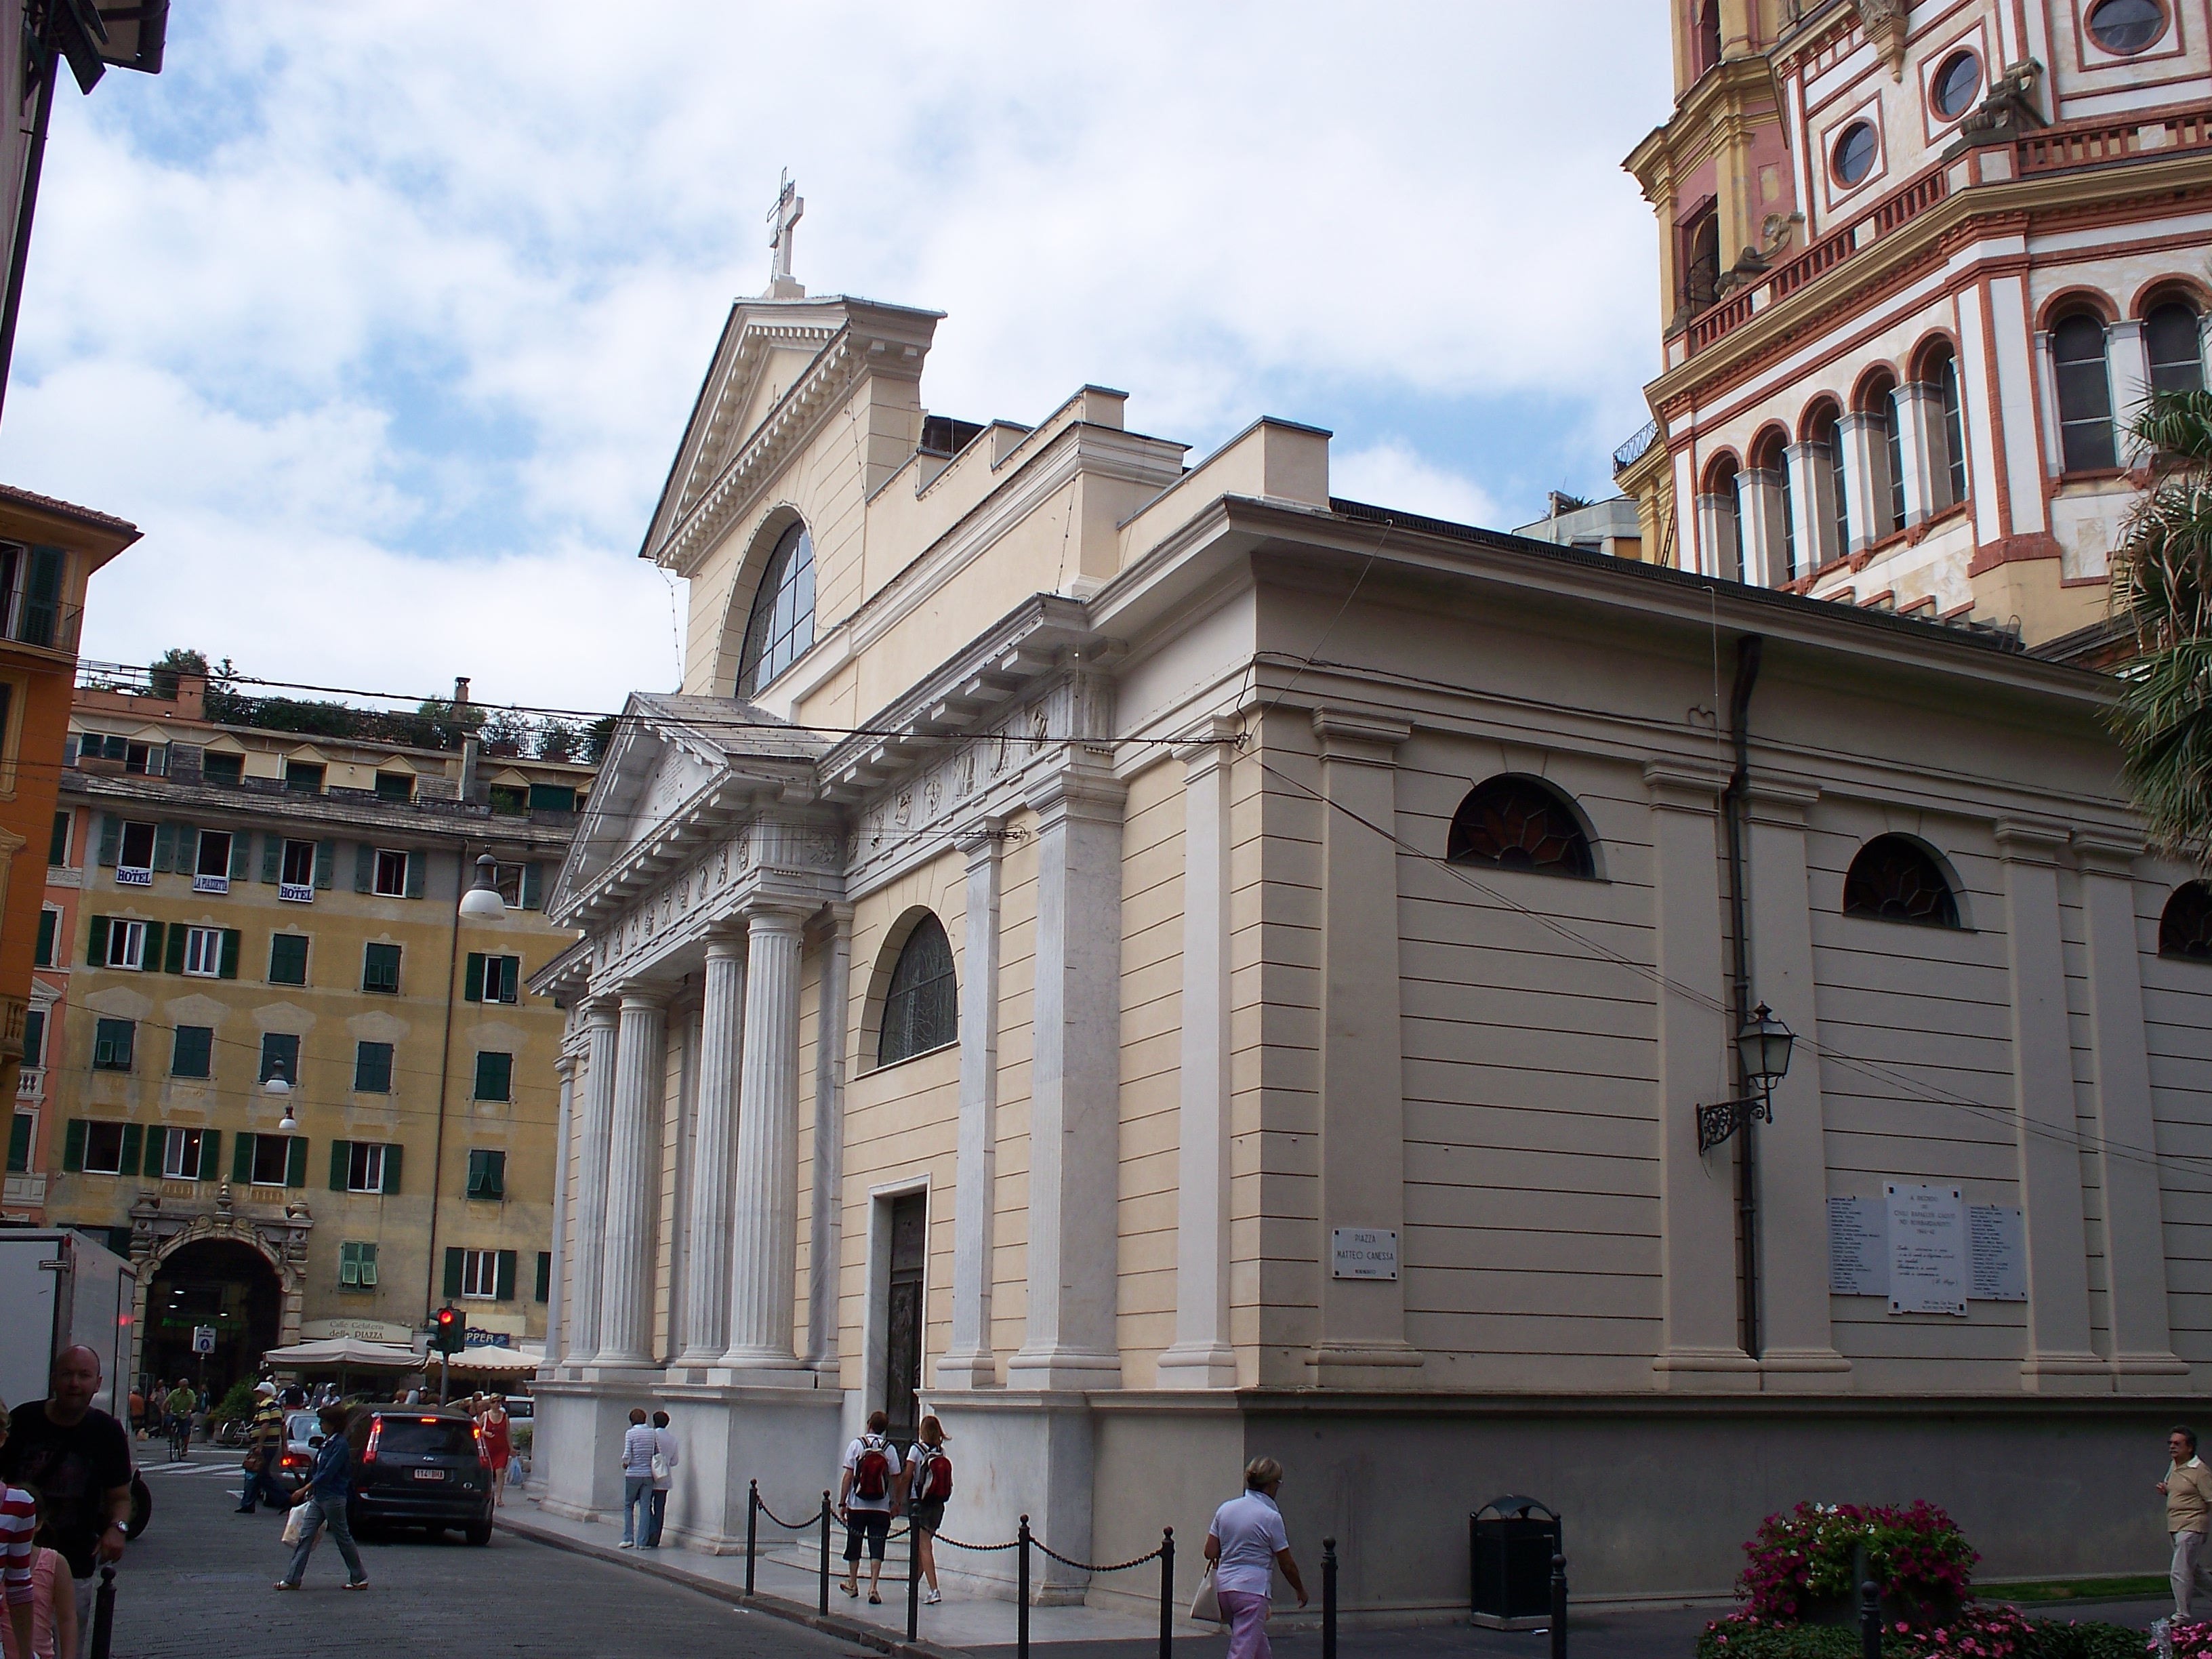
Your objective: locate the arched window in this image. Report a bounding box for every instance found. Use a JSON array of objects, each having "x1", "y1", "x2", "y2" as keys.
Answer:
[
  {"x1": 1843, "y1": 835, "x2": 1960, "y2": 927},
  {"x1": 2051, "y1": 313, "x2": 2117, "y2": 472},
  {"x1": 736, "y1": 521, "x2": 817, "y2": 698},
  {"x1": 1801, "y1": 403, "x2": 1849, "y2": 569},
  {"x1": 1925, "y1": 344, "x2": 1969, "y2": 510},
  {"x1": 2147, "y1": 300, "x2": 2207, "y2": 395},
  {"x1": 2160, "y1": 882, "x2": 2212, "y2": 961},
  {"x1": 1860, "y1": 373, "x2": 1906, "y2": 540},
  {"x1": 1704, "y1": 455, "x2": 1743, "y2": 581},
  {"x1": 1447, "y1": 777, "x2": 1595, "y2": 878},
  {"x1": 1748, "y1": 426, "x2": 1792, "y2": 586},
  {"x1": 1695, "y1": 0, "x2": 1722, "y2": 75},
  {"x1": 878, "y1": 914, "x2": 958, "y2": 1066},
  {"x1": 1681, "y1": 205, "x2": 1721, "y2": 314}
]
